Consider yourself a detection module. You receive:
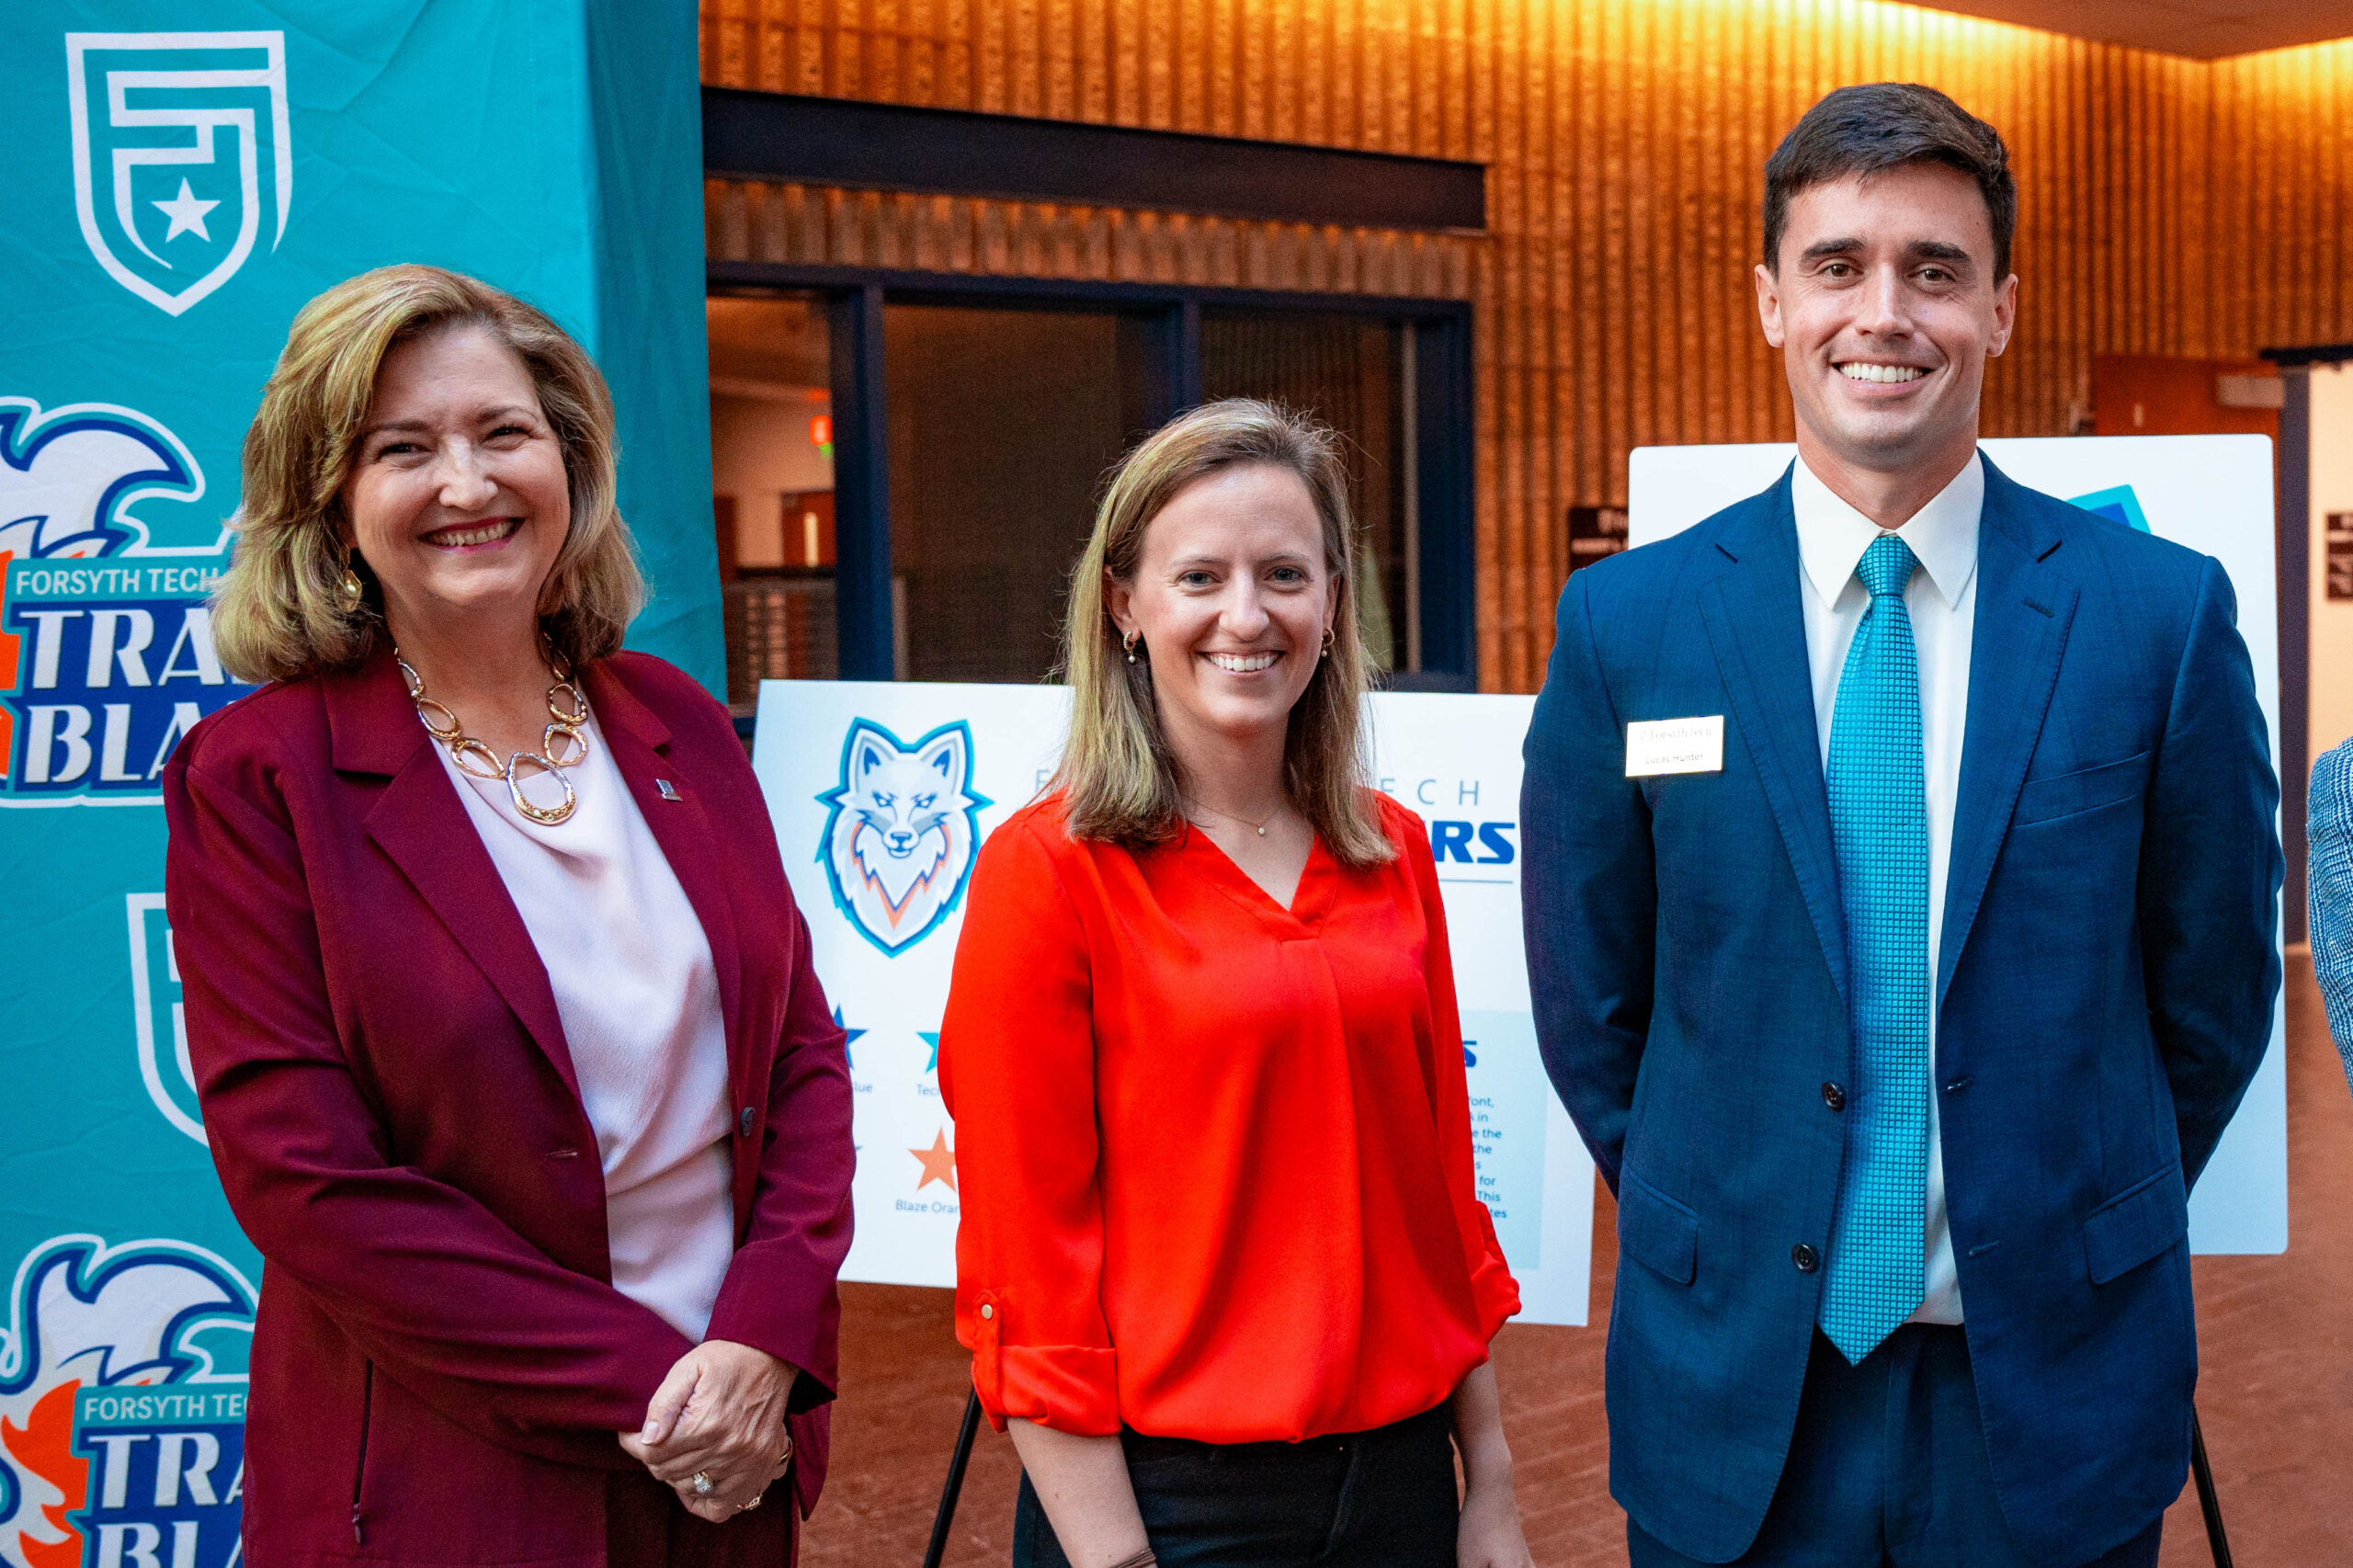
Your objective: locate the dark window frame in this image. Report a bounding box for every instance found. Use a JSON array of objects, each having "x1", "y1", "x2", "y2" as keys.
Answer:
[
  {"x1": 702, "y1": 87, "x2": 1486, "y2": 233},
  {"x1": 708, "y1": 259, "x2": 1477, "y2": 692}
]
